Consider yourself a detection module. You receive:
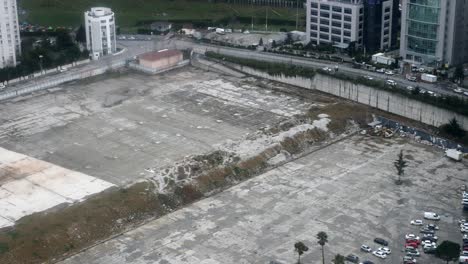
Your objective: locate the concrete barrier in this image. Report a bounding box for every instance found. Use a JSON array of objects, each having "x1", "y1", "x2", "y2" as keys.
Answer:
[{"x1": 216, "y1": 62, "x2": 468, "y2": 130}]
